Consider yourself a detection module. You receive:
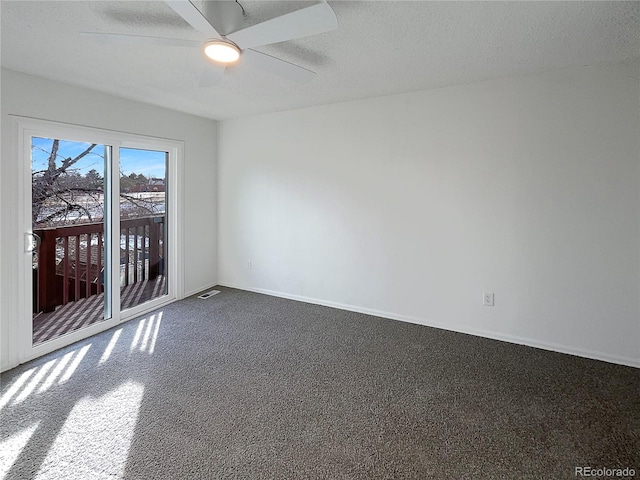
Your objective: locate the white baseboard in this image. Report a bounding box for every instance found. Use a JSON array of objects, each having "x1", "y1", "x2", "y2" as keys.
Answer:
[{"x1": 217, "y1": 282, "x2": 639, "y2": 369}]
